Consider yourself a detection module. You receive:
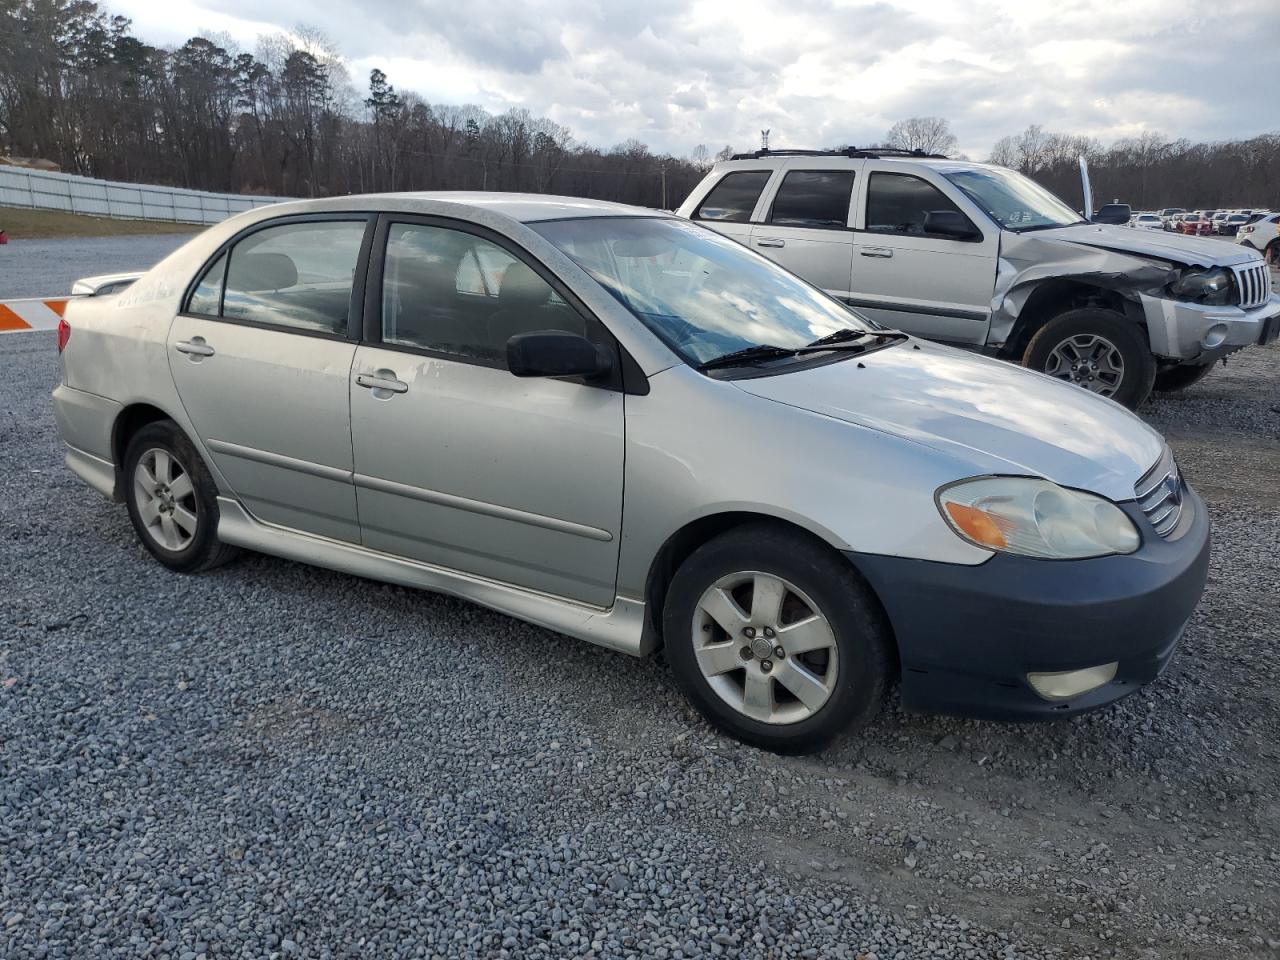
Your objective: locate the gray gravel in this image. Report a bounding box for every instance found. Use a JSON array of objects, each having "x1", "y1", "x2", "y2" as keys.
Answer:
[
  {"x1": 0, "y1": 235, "x2": 196, "y2": 299},
  {"x1": 1, "y1": 328, "x2": 1278, "y2": 960}
]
